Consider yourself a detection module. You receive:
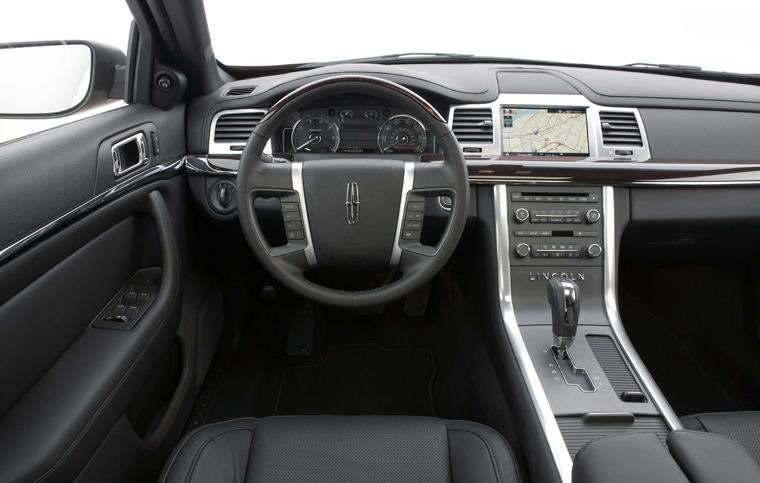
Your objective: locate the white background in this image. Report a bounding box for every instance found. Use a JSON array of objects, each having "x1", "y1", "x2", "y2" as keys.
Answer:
[
  {"x1": 1, "y1": 0, "x2": 759, "y2": 73},
  {"x1": 1, "y1": 0, "x2": 758, "y2": 142}
]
